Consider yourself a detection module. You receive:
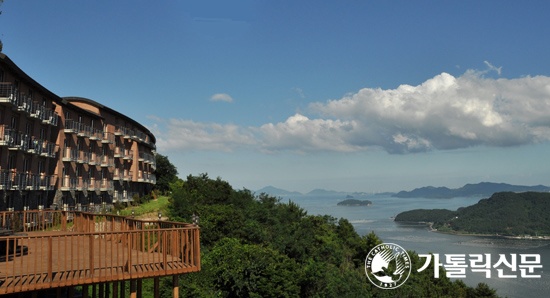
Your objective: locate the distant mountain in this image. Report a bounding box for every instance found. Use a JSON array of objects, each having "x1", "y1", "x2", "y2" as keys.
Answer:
[
  {"x1": 256, "y1": 186, "x2": 303, "y2": 196},
  {"x1": 306, "y1": 189, "x2": 350, "y2": 196},
  {"x1": 393, "y1": 182, "x2": 550, "y2": 198}
]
